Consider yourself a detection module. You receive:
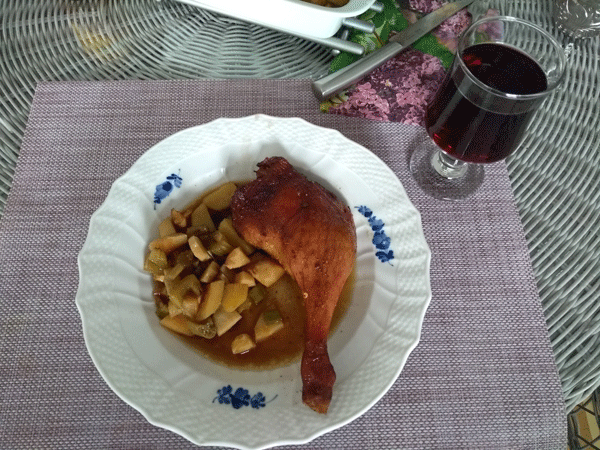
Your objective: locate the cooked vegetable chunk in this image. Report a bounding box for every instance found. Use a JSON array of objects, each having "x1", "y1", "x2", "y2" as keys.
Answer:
[
  {"x1": 148, "y1": 233, "x2": 188, "y2": 254},
  {"x1": 247, "y1": 258, "x2": 285, "y2": 287},
  {"x1": 231, "y1": 333, "x2": 255, "y2": 354},
  {"x1": 202, "y1": 182, "x2": 237, "y2": 211},
  {"x1": 218, "y1": 217, "x2": 254, "y2": 255},
  {"x1": 191, "y1": 203, "x2": 216, "y2": 231},
  {"x1": 224, "y1": 247, "x2": 251, "y2": 269},
  {"x1": 197, "y1": 280, "x2": 224, "y2": 321},
  {"x1": 255, "y1": 309, "x2": 284, "y2": 342},
  {"x1": 186, "y1": 317, "x2": 217, "y2": 339},
  {"x1": 160, "y1": 315, "x2": 193, "y2": 336},
  {"x1": 221, "y1": 283, "x2": 249, "y2": 312},
  {"x1": 188, "y1": 235, "x2": 211, "y2": 261},
  {"x1": 213, "y1": 309, "x2": 242, "y2": 336}
]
